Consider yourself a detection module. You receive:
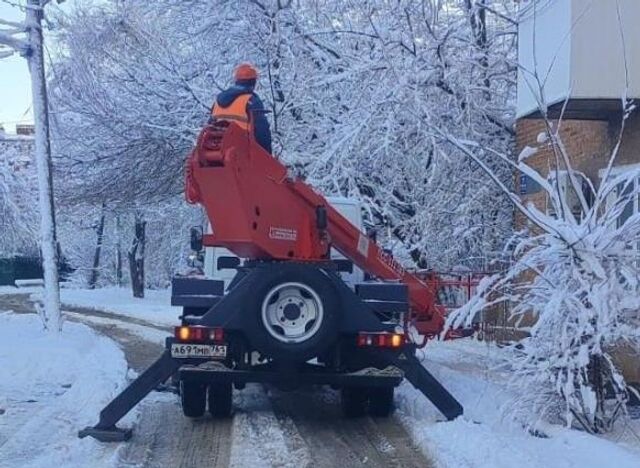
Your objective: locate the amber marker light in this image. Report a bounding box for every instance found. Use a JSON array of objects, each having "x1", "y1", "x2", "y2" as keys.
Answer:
[
  {"x1": 176, "y1": 326, "x2": 190, "y2": 341},
  {"x1": 390, "y1": 334, "x2": 403, "y2": 348}
]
